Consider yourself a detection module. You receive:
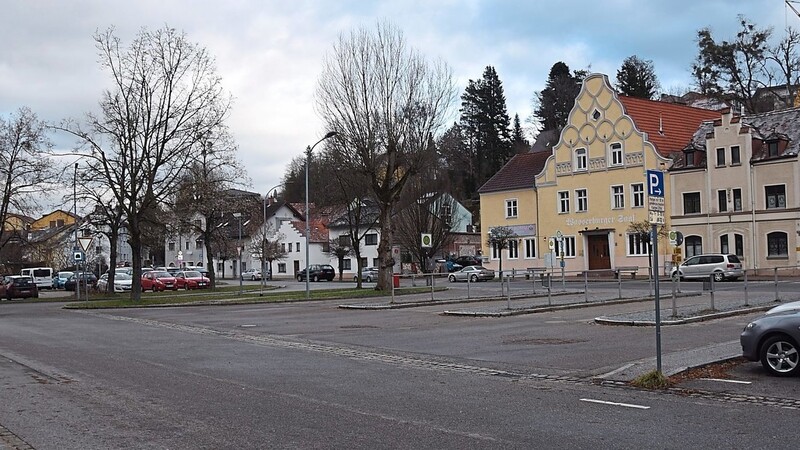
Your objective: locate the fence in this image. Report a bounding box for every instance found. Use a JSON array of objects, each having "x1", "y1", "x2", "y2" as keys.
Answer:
[{"x1": 385, "y1": 265, "x2": 800, "y2": 314}]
